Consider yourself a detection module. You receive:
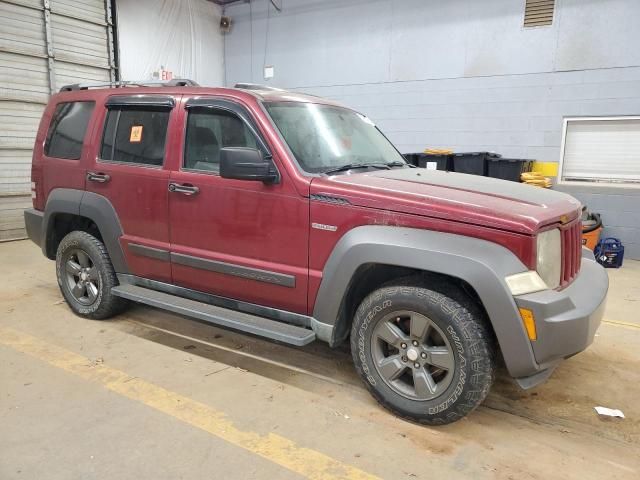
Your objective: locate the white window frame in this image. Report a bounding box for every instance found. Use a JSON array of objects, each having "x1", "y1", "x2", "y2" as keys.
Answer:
[{"x1": 558, "y1": 116, "x2": 640, "y2": 185}]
